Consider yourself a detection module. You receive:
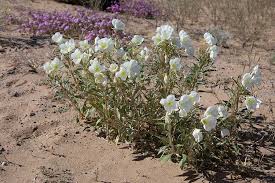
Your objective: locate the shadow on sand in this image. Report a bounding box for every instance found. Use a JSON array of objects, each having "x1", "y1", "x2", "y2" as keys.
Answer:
[{"x1": 0, "y1": 35, "x2": 50, "y2": 50}]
